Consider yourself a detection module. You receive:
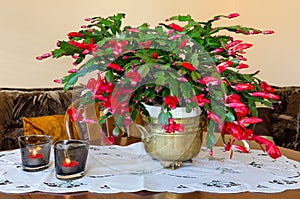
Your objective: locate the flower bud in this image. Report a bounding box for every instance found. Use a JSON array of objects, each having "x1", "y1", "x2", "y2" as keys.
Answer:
[
  {"x1": 236, "y1": 63, "x2": 249, "y2": 69},
  {"x1": 262, "y1": 30, "x2": 275, "y2": 35},
  {"x1": 211, "y1": 48, "x2": 224, "y2": 53},
  {"x1": 53, "y1": 79, "x2": 61, "y2": 83},
  {"x1": 35, "y1": 56, "x2": 42, "y2": 60},
  {"x1": 227, "y1": 13, "x2": 240, "y2": 19},
  {"x1": 68, "y1": 69, "x2": 77, "y2": 73}
]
